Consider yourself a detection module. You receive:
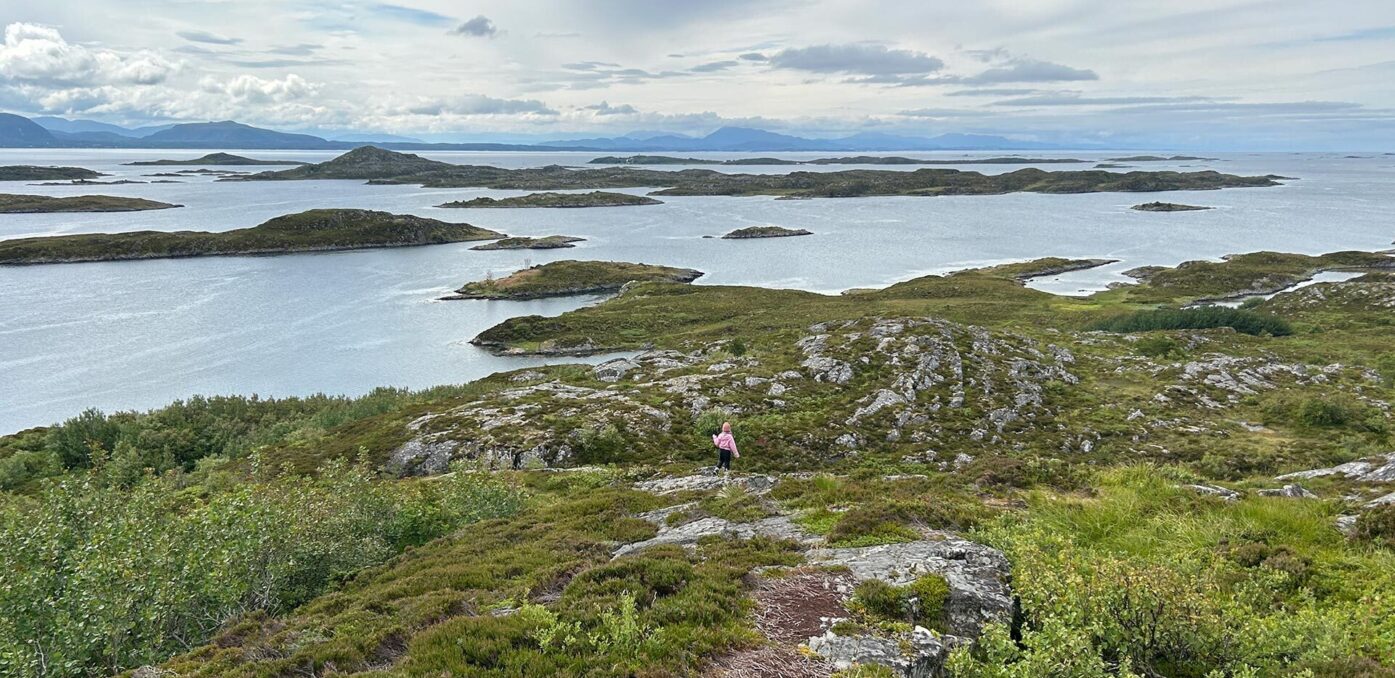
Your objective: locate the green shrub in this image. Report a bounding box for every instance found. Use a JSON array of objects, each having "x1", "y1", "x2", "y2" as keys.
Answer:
[
  {"x1": 827, "y1": 504, "x2": 920, "y2": 547},
  {"x1": 1134, "y1": 334, "x2": 1184, "y2": 359},
  {"x1": 907, "y1": 574, "x2": 951, "y2": 628},
  {"x1": 699, "y1": 485, "x2": 772, "y2": 523},
  {"x1": 1089, "y1": 306, "x2": 1293, "y2": 337},
  {"x1": 1354, "y1": 505, "x2": 1395, "y2": 549},
  {"x1": 851, "y1": 580, "x2": 909, "y2": 621}
]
